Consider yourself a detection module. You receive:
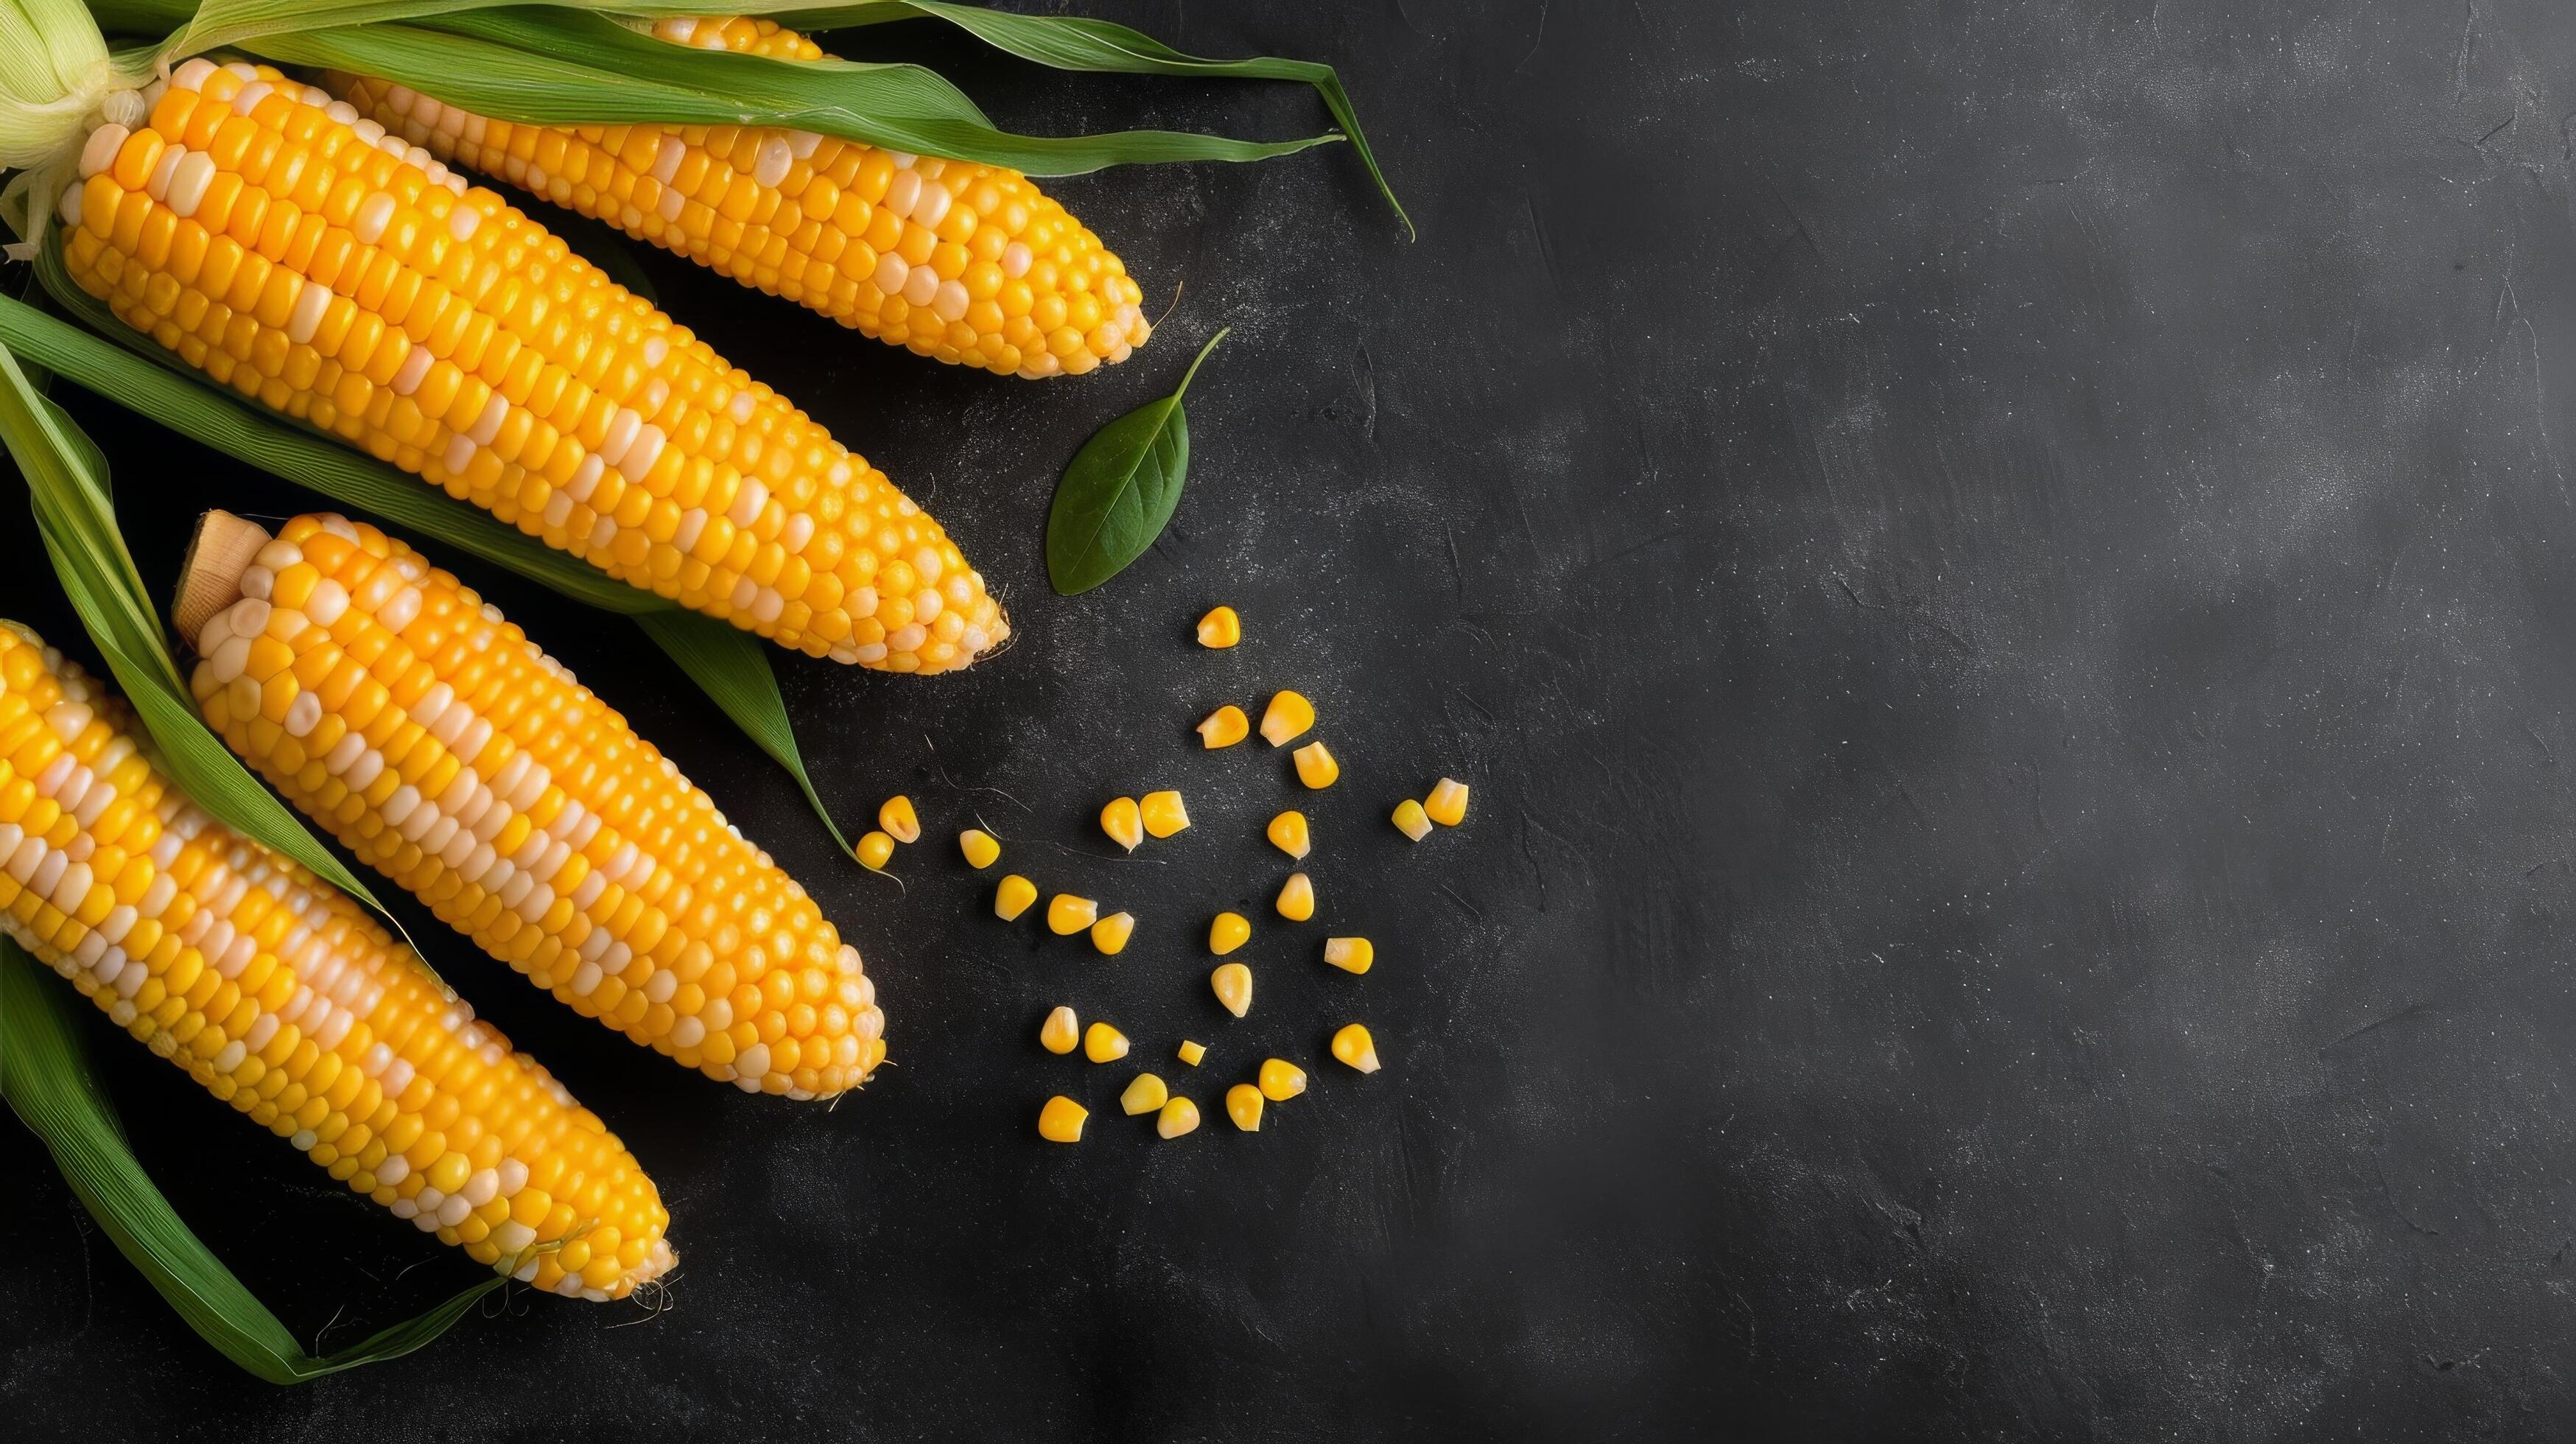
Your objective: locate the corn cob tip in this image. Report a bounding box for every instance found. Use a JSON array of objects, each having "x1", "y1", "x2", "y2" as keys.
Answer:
[{"x1": 172, "y1": 509, "x2": 272, "y2": 651}]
